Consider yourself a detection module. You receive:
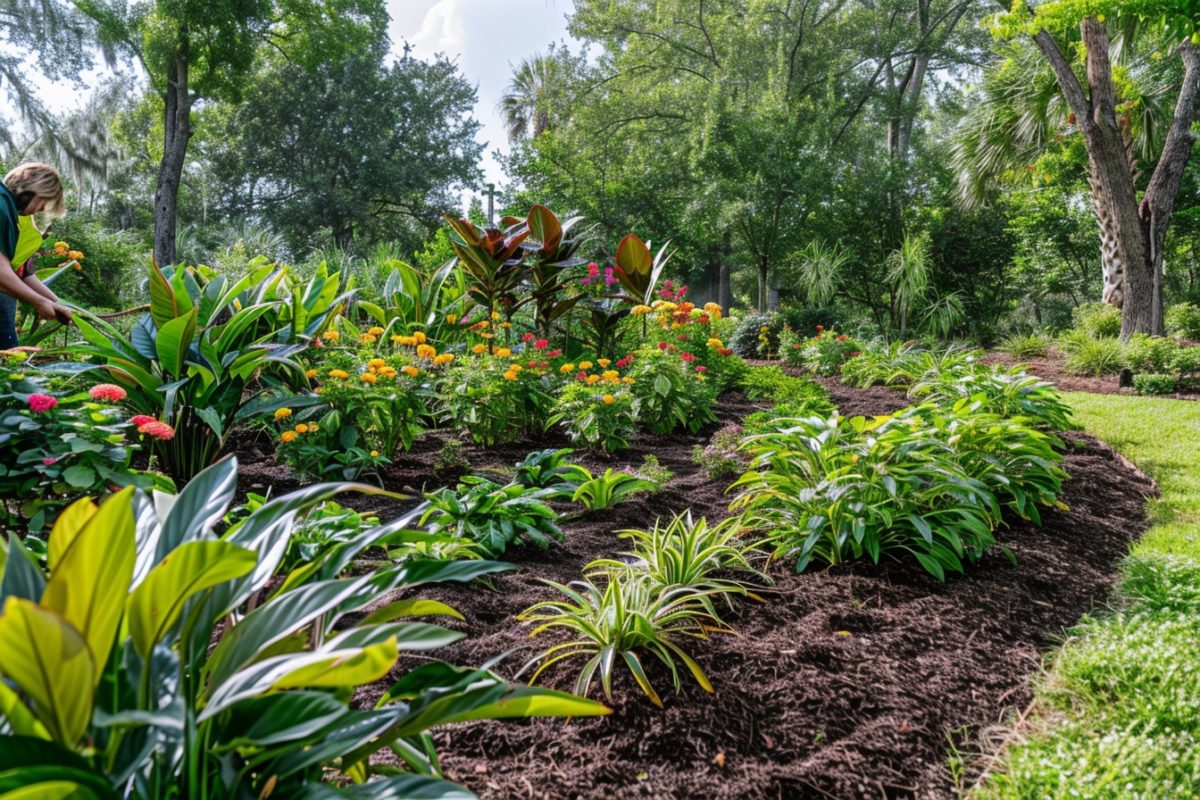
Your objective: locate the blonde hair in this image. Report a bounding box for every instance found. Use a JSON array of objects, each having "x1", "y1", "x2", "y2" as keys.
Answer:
[{"x1": 4, "y1": 162, "x2": 65, "y2": 221}]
